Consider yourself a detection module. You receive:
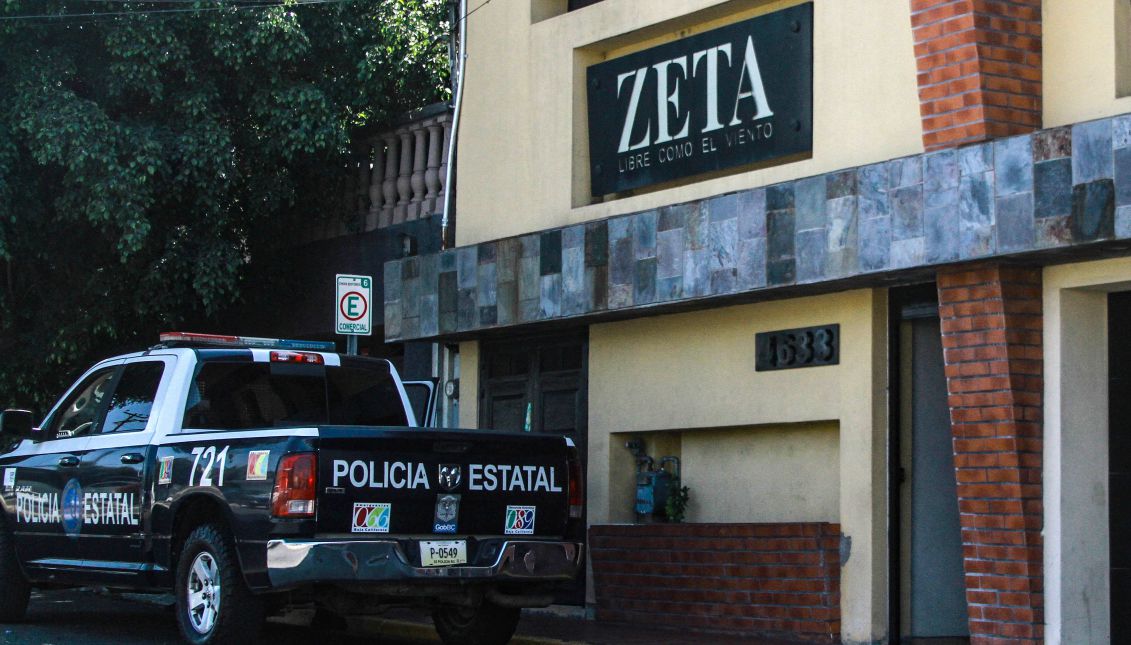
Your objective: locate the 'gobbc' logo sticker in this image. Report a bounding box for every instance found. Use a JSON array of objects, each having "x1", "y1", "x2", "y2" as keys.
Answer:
[
  {"x1": 504, "y1": 505, "x2": 535, "y2": 535},
  {"x1": 352, "y1": 502, "x2": 391, "y2": 533}
]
